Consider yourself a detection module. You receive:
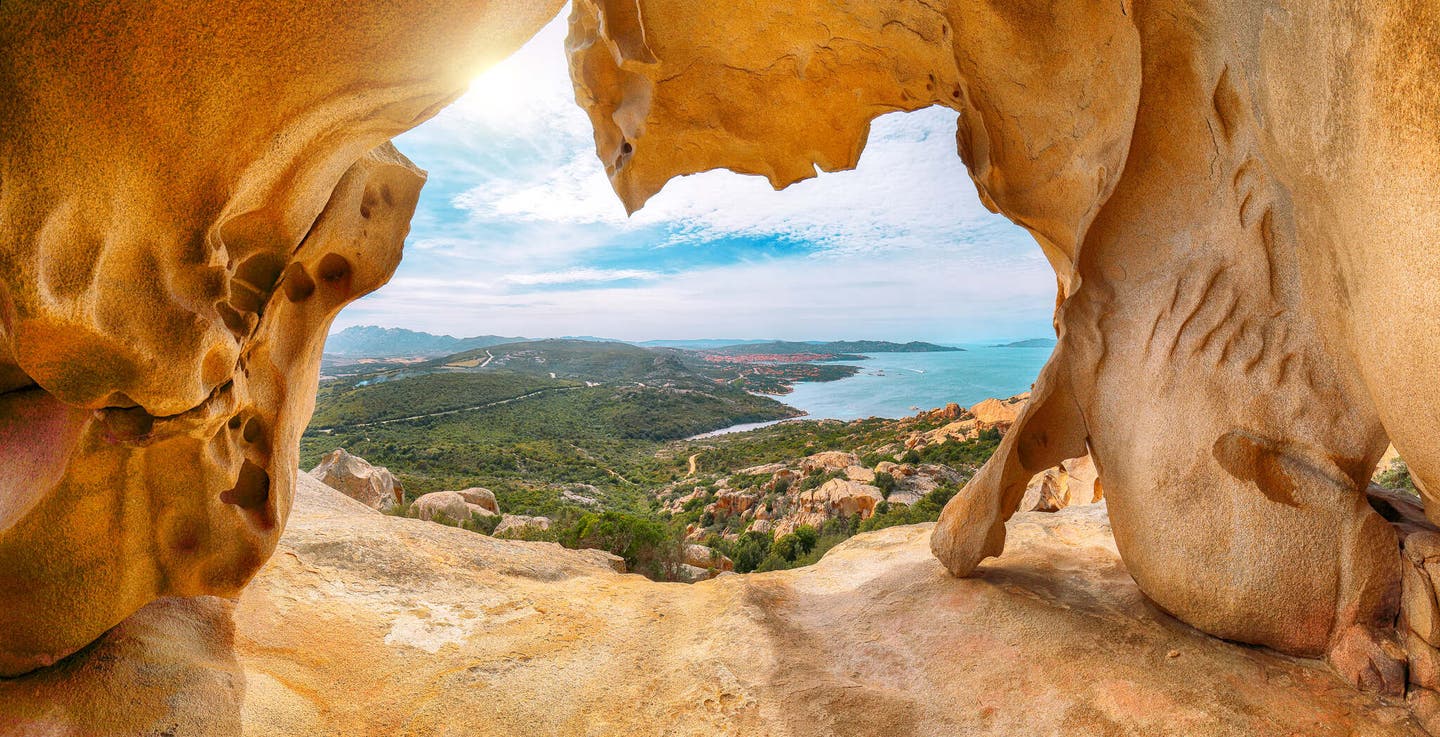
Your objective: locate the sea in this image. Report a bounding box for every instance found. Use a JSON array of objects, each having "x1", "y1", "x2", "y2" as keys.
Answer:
[{"x1": 692, "y1": 345, "x2": 1052, "y2": 438}]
